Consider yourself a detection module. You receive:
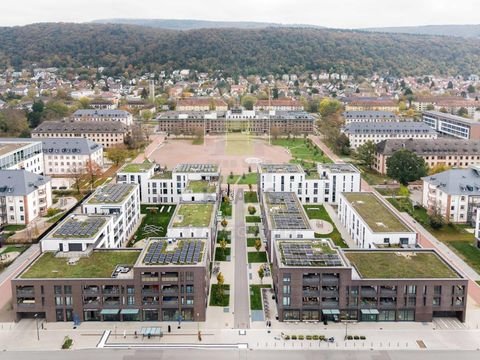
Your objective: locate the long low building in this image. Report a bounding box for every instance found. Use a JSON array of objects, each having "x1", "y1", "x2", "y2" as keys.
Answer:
[
  {"x1": 272, "y1": 240, "x2": 467, "y2": 323},
  {"x1": 12, "y1": 237, "x2": 210, "y2": 322},
  {"x1": 343, "y1": 111, "x2": 398, "y2": 124},
  {"x1": 156, "y1": 109, "x2": 315, "y2": 135},
  {"x1": 342, "y1": 121, "x2": 437, "y2": 149},
  {"x1": 422, "y1": 111, "x2": 480, "y2": 140},
  {"x1": 32, "y1": 121, "x2": 129, "y2": 148},
  {"x1": 338, "y1": 192, "x2": 417, "y2": 248},
  {"x1": 374, "y1": 138, "x2": 480, "y2": 174},
  {"x1": 72, "y1": 109, "x2": 133, "y2": 126}
]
